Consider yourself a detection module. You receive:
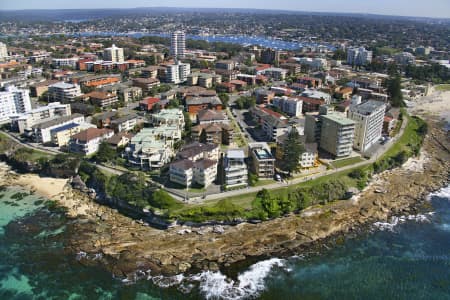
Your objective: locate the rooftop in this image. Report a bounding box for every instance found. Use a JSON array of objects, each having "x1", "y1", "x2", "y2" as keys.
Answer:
[
  {"x1": 322, "y1": 113, "x2": 355, "y2": 126},
  {"x1": 227, "y1": 149, "x2": 245, "y2": 159},
  {"x1": 32, "y1": 113, "x2": 84, "y2": 130},
  {"x1": 49, "y1": 122, "x2": 79, "y2": 134},
  {"x1": 351, "y1": 100, "x2": 386, "y2": 115},
  {"x1": 71, "y1": 128, "x2": 113, "y2": 142},
  {"x1": 49, "y1": 82, "x2": 78, "y2": 89}
]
